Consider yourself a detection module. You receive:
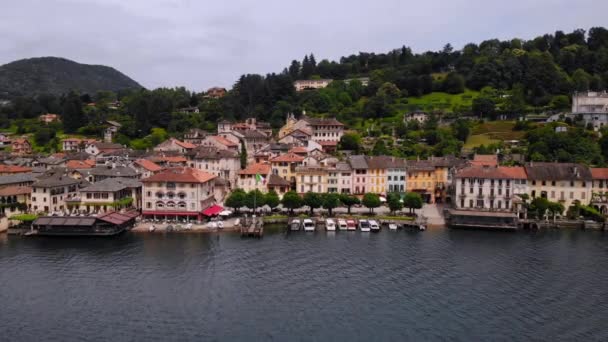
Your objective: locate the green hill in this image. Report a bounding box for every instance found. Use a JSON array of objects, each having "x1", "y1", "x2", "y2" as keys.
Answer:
[{"x1": 0, "y1": 57, "x2": 143, "y2": 97}]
